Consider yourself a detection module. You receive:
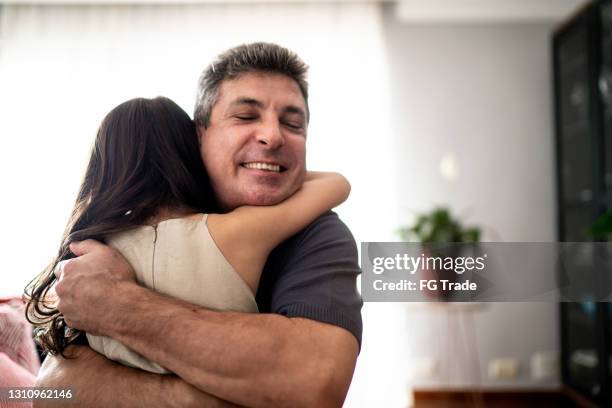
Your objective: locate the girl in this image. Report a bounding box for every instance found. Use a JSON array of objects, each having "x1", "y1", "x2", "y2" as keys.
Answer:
[{"x1": 25, "y1": 96, "x2": 349, "y2": 374}]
